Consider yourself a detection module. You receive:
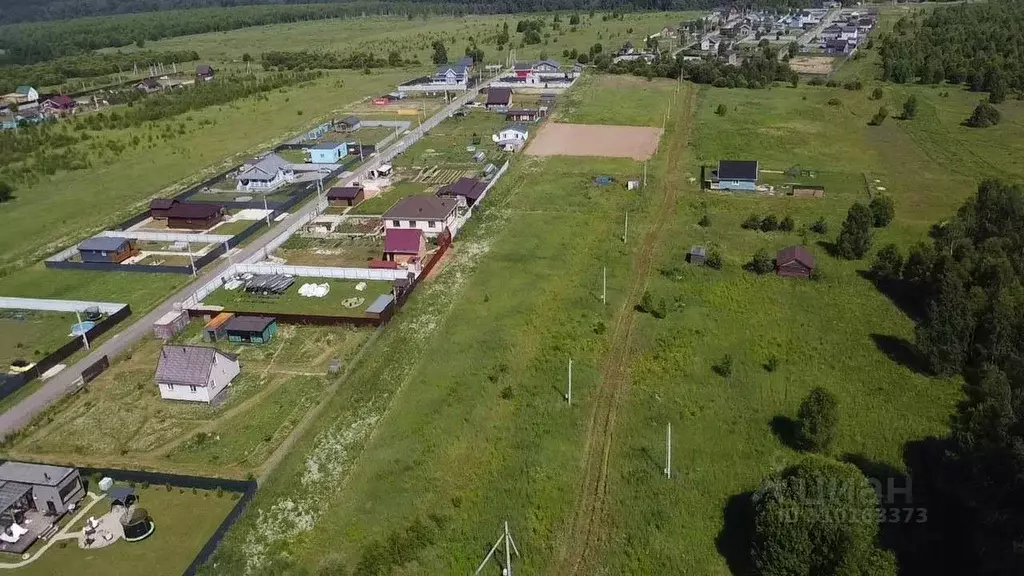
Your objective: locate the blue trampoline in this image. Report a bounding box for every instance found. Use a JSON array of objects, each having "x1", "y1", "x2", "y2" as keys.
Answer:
[{"x1": 70, "y1": 321, "x2": 95, "y2": 336}]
